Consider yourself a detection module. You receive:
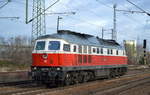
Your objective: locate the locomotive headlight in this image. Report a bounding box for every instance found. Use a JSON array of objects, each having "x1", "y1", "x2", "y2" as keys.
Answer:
[
  {"x1": 33, "y1": 67, "x2": 37, "y2": 70},
  {"x1": 56, "y1": 67, "x2": 61, "y2": 70}
]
